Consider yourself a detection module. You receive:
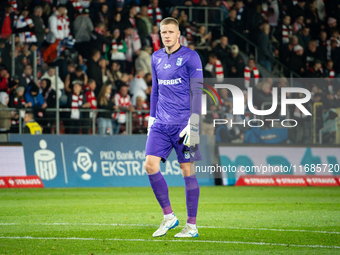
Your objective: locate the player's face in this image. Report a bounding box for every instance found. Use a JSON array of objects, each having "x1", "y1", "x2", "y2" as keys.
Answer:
[{"x1": 160, "y1": 24, "x2": 180, "y2": 48}]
